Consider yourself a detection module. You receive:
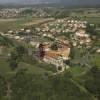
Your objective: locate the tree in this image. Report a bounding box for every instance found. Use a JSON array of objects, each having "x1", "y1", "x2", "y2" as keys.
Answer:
[
  {"x1": 9, "y1": 45, "x2": 26, "y2": 70},
  {"x1": 86, "y1": 23, "x2": 95, "y2": 34},
  {"x1": 10, "y1": 71, "x2": 52, "y2": 100},
  {"x1": 50, "y1": 71, "x2": 93, "y2": 100},
  {"x1": 15, "y1": 45, "x2": 26, "y2": 57},
  {"x1": 9, "y1": 52, "x2": 19, "y2": 70},
  {"x1": 0, "y1": 75, "x2": 7, "y2": 99},
  {"x1": 84, "y1": 66, "x2": 100, "y2": 100},
  {"x1": 51, "y1": 43, "x2": 58, "y2": 50},
  {"x1": 5, "y1": 70, "x2": 94, "y2": 100}
]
